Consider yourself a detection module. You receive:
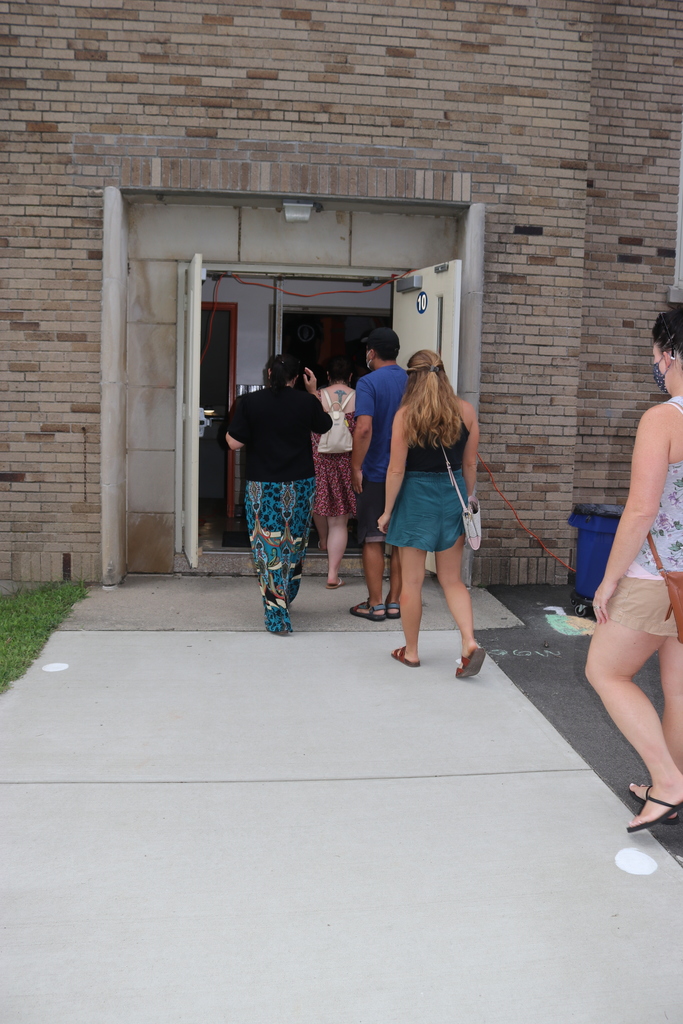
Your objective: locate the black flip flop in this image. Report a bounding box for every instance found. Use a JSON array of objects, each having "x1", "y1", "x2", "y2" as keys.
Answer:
[
  {"x1": 630, "y1": 784, "x2": 679, "y2": 825},
  {"x1": 627, "y1": 794, "x2": 683, "y2": 833}
]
